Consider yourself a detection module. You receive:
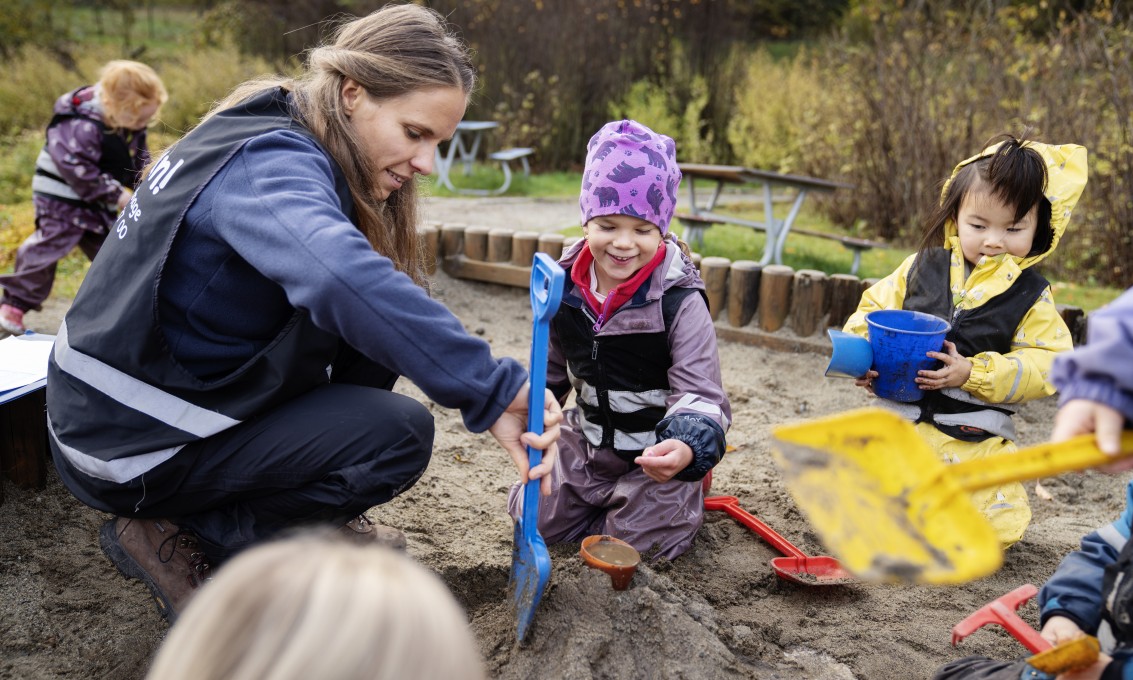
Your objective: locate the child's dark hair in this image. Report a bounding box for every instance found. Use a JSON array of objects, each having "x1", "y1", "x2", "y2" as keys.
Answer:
[{"x1": 917, "y1": 134, "x2": 1053, "y2": 258}]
